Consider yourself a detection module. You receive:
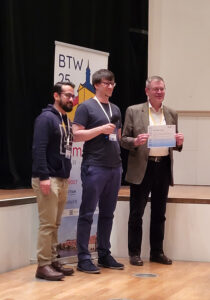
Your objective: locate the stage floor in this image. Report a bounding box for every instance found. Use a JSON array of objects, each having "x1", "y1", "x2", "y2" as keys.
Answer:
[
  {"x1": 0, "y1": 258, "x2": 209, "y2": 300},
  {"x1": 118, "y1": 184, "x2": 210, "y2": 204},
  {"x1": 1, "y1": 184, "x2": 210, "y2": 204},
  {"x1": 0, "y1": 188, "x2": 35, "y2": 200}
]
